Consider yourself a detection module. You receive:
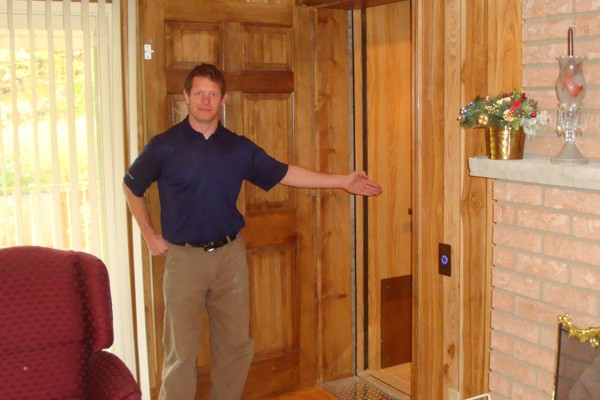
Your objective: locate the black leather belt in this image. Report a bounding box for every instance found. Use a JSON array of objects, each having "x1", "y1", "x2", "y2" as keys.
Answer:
[{"x1": 175, "y1": 234, "x2": 237, "y2": 252}]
